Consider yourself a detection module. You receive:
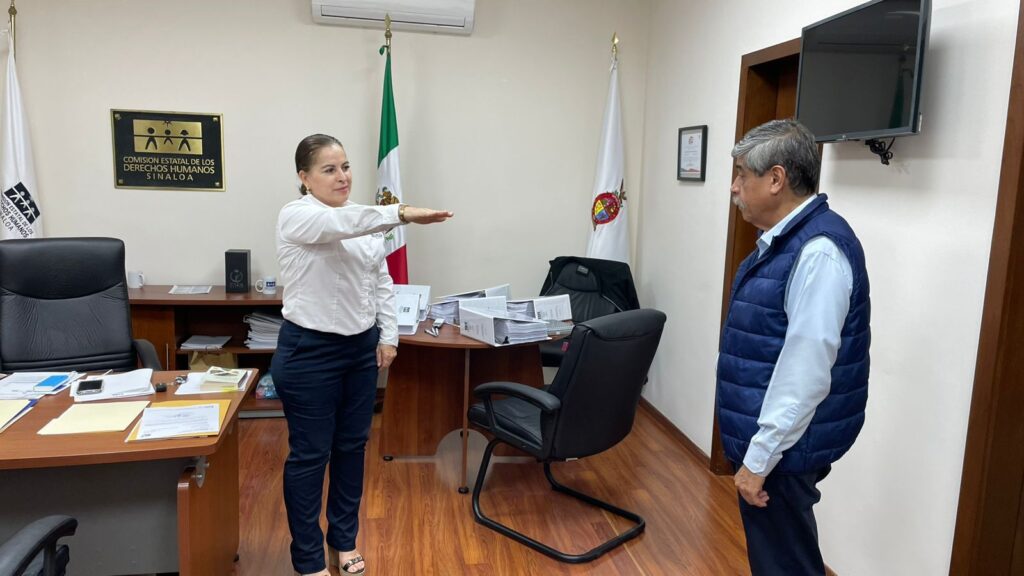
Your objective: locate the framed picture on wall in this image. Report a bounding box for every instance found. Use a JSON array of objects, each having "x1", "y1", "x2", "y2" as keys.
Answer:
[{"x1": 677, "y1": 125, "x2": 708, "y2": 182}]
